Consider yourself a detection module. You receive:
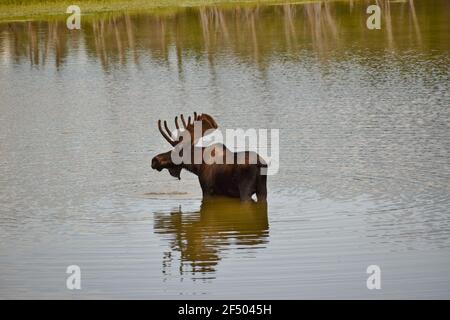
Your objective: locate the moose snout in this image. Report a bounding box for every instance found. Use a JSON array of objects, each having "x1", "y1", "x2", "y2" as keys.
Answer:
[{"x1": 151, "y1": 157, "x2": 162, "y2": 171}]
